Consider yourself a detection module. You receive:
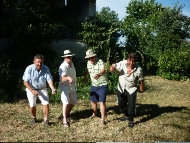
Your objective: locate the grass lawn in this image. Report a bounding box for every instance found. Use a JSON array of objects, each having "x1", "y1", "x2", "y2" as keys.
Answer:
[{"x1": 0, "y1": 76, "x2": 190, "y2": 142}]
